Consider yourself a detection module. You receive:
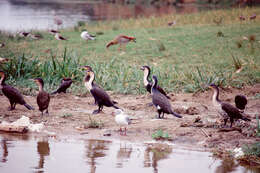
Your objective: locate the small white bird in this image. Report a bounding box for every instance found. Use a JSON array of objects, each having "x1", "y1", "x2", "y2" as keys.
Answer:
[
  {"x1": 113, "y1": 109, "x2": 131, "y2": 135},
  {"x1": 55, "y1": 33, "x2": 67, "y2": 41},
  {"x1": 18, "y1": 31, "x2": 30, "y2": 37},
  {"x1": 81, "y1": 30, "x2": 95, "y2": 42}
]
